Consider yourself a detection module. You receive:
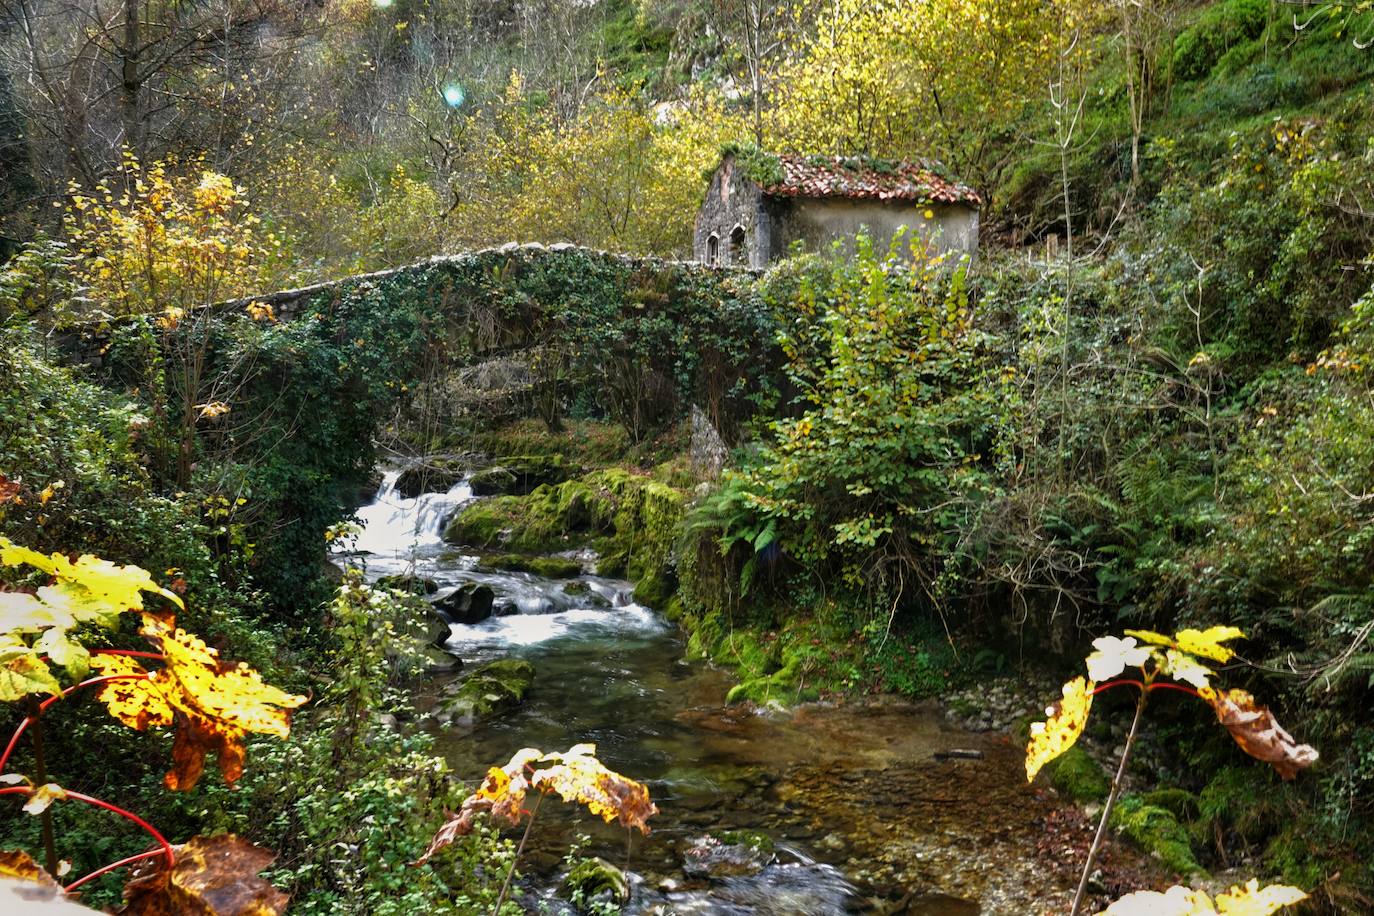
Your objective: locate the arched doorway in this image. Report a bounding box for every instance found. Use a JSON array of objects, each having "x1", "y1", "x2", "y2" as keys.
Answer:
[{"x1": 729, "y1": 225, "x2": 747, "y2": 266}]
